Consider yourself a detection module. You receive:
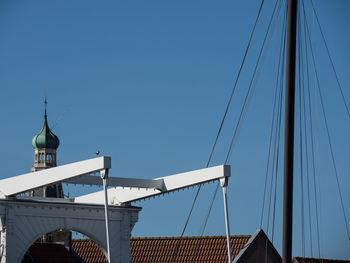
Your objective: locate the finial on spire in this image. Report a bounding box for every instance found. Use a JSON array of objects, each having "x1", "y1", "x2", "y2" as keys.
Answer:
[{"x1": 44, "y1": 96, "x2": 47, "y2": 118}]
